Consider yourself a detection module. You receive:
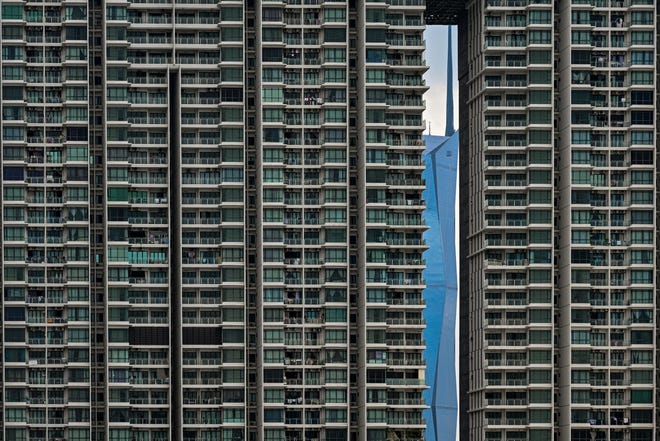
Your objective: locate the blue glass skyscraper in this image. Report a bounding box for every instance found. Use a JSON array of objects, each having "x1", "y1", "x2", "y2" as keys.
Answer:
[{"x1": 422, "y1": 26, "x2": 459, "y2": 441}]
